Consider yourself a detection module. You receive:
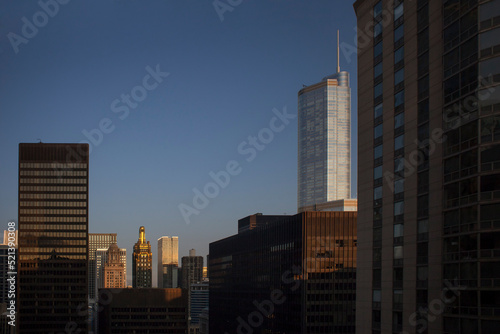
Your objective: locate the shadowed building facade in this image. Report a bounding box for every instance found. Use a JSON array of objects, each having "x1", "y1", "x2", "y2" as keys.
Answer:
[
  {"x1": 98, "y1": 288, "x2": 188, "y2": 334},
  {"x1": 18, "y1": 143, "x2": 89, "y2": 333},
  {"x1": 132, "y1": 226, "x2": 152, "y2": 288},
  {"x1": 354, "y1": 0, "x2": 500, "y2": 333},
  {"x1": 209, "y1": 211, "x2": 357, "y2": 334}
]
